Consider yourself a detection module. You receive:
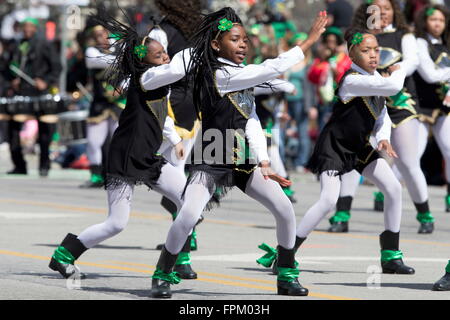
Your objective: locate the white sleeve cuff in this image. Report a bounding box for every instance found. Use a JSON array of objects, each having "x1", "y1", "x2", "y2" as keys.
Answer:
[{"x1": 163, "y1": 116, "x2": 182, "y2": 146}]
